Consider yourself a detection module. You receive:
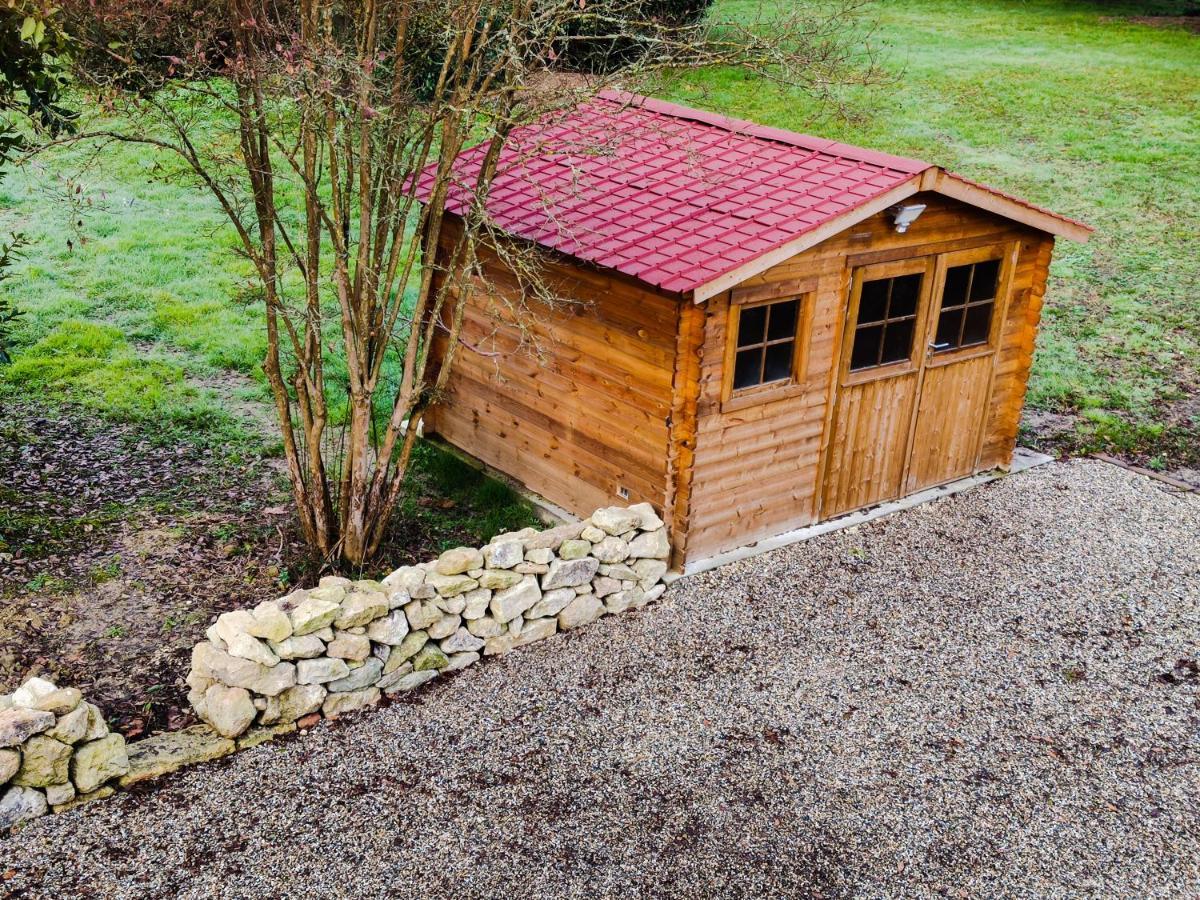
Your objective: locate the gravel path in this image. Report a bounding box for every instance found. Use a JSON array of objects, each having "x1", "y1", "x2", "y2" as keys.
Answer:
[{"x1": 3, "y1": 459, "x2": 1198, "y2": 899}]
